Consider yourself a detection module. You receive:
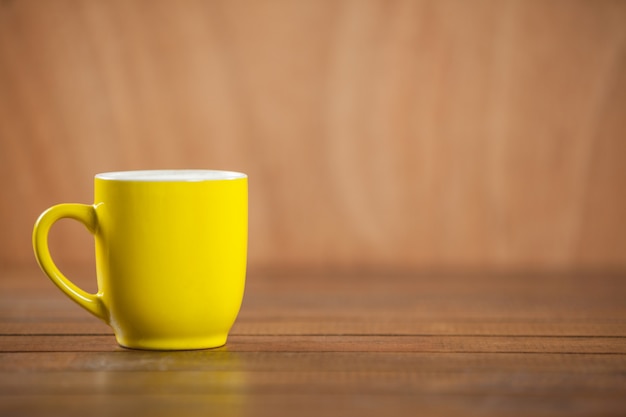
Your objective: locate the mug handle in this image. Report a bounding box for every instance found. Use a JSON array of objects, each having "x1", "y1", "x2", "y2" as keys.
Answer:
[{"x1": 32, "y1": 203, "x2": 108, "y2": 323}]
